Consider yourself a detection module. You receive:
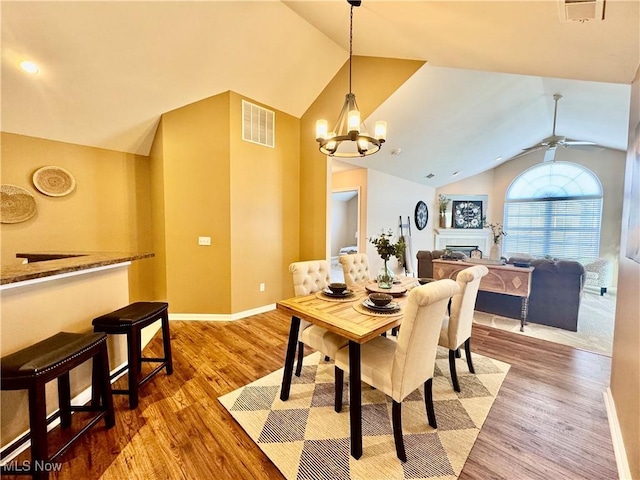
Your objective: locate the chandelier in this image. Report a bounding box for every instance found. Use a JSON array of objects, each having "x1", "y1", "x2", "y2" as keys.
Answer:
[{"x1": 315, "y1": 0, "x2": 387, "y2": 157}]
